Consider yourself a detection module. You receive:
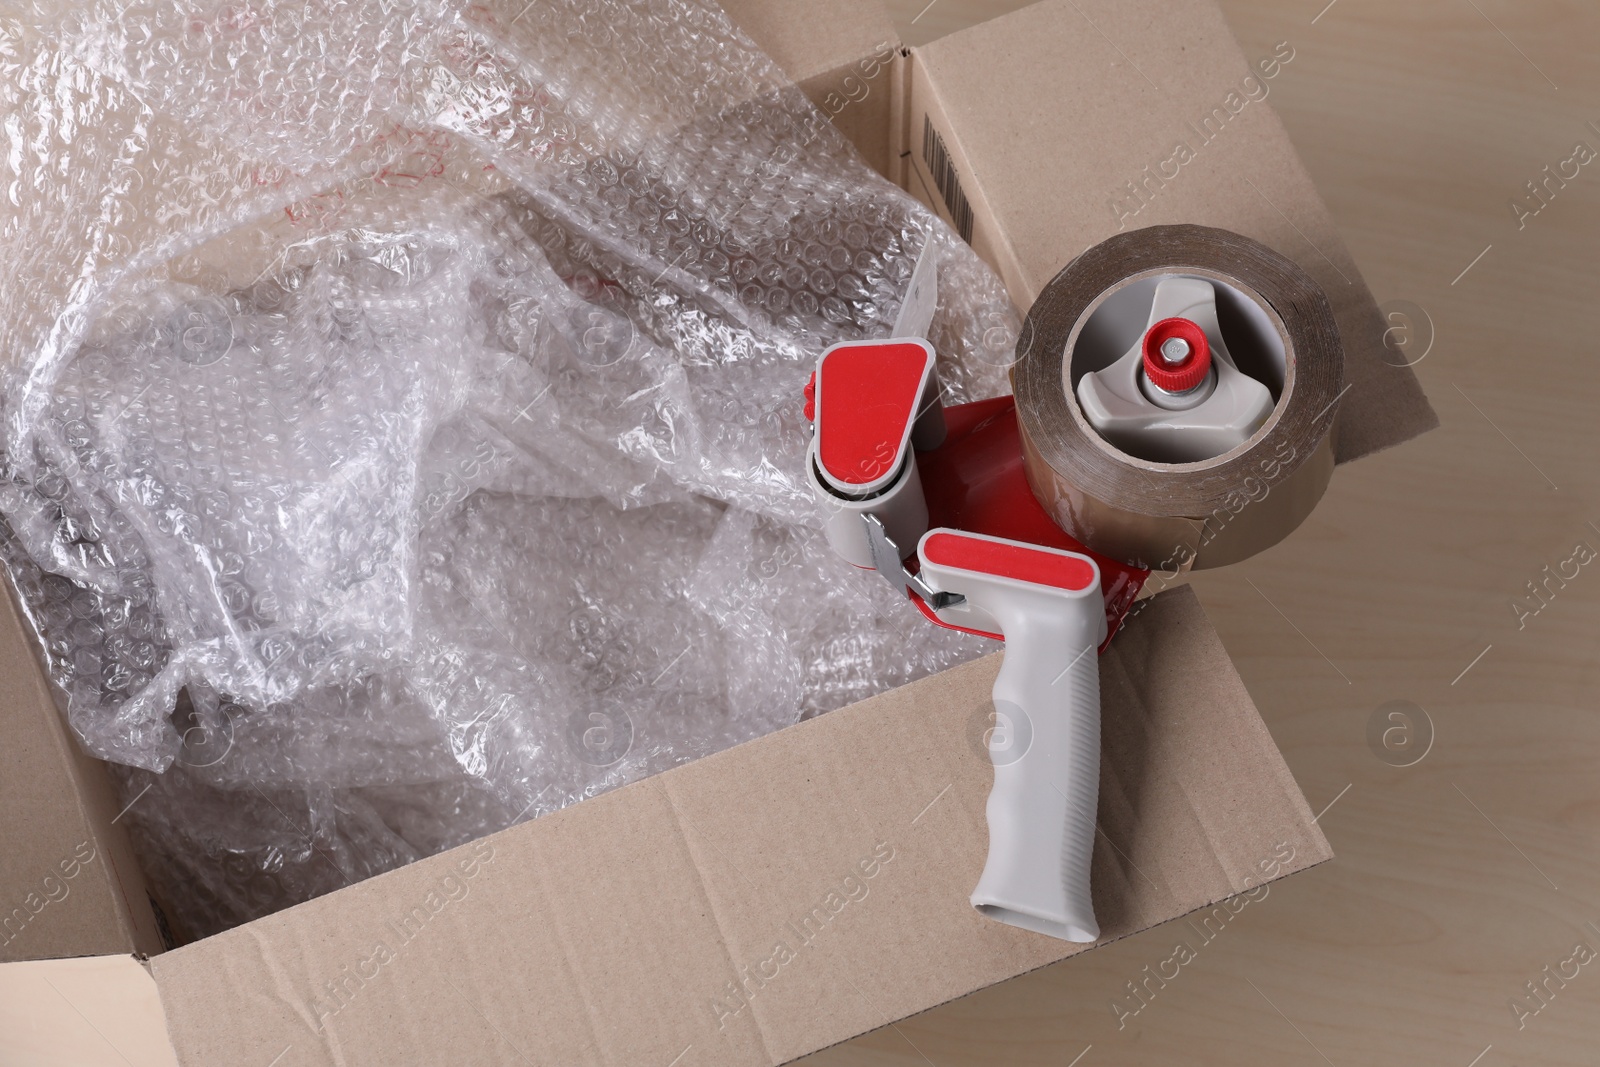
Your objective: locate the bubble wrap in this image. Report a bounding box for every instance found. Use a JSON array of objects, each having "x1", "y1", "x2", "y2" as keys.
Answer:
[{"x1": 0, "y1": 0, "x2": 1019, "y2": 938}]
